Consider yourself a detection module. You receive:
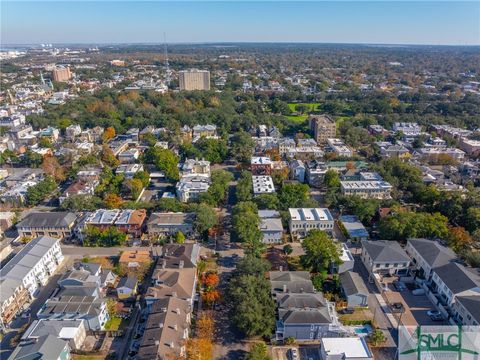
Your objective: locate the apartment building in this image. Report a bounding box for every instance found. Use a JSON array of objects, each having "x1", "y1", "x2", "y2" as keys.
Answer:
[
  {"x1": 361, "y1": 240, "x2": 410, "y2": 280},
  {"x1": 309, "y1": 115, "x2": 336, "y2": 145},
  {"x1": 181, "y1": 158, "x2": 211, "y2": 176},
  {"x1": 393, "y1": 122, "x2": 421, "y2": 136},
  {"x1": 288, "y1": 208, "x2": 334, "y2": 239},
  {"x1": 18, "y1": 212, "x2": 75, "y2": 241},
  {"x1": 252, "y1": 175, "x2": 275, "y2": 196},
  {"x1": 326, "y1": 138, "x2": 353, "y2": 157},
  {"x1": 416, "y1": 147, "x2": 466, "y2": 161},
  {"x1": 147, "y1": 212, "x2": 195, "y2": 238},
  {"x1": 176, "y1": 174, "x2": 211, "y2": 202},
  {"x1": 179, "y1": 69, "x2": 210, "y2": 91},
  {"x1": 8, "y1": 334, "x2": 71, "y2": 360},
  {"x1": 0, "y1": 236, "x2": 63, "y2": 329},
  {"x1": 251, "y1": 156, "x2": 273, "y2": 175},
  {"x1": 52, "y1": 66, "x2": 72, "y2": 82},
  {"x1": 340, "y1": 179, "x2": 392, "y2": 199},
  {"x1": 259, "y1": 210, "x2": 283, "y2": 244}
]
